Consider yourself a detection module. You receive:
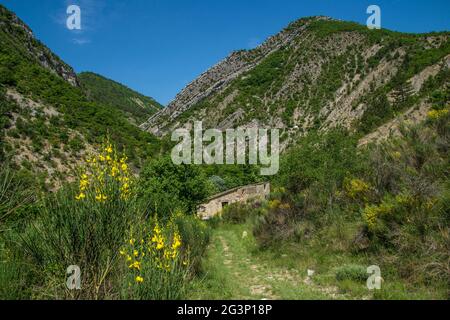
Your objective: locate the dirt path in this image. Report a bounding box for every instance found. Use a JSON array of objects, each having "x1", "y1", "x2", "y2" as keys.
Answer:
[{"x1": 189, "y1": 224, "x2": 348, "y2": 300}]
